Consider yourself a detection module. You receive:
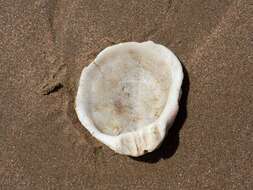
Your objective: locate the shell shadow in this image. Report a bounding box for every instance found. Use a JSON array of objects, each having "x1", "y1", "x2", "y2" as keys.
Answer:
[{"x1": 132, "y1": 62, "x2": 189, "y2": 163}]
